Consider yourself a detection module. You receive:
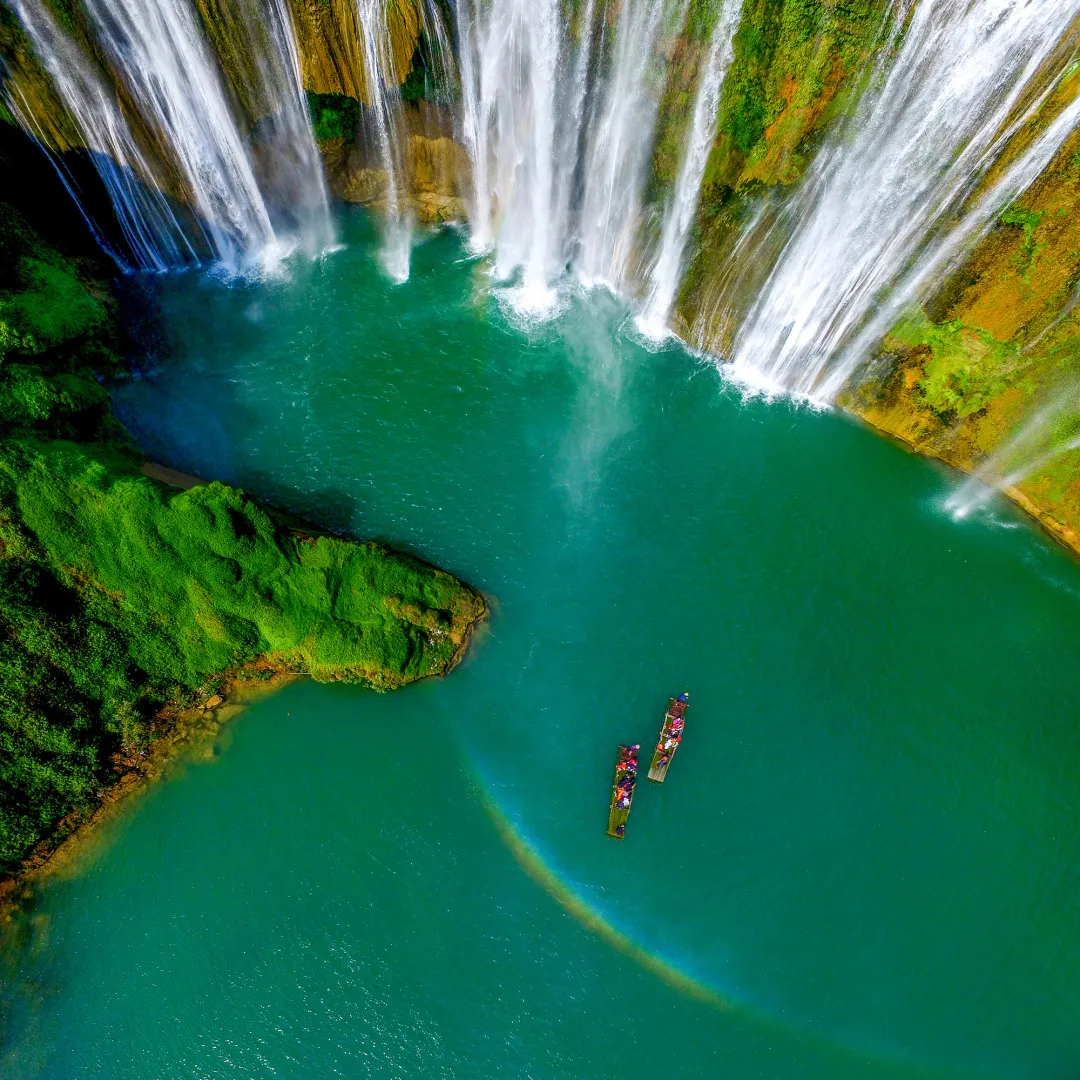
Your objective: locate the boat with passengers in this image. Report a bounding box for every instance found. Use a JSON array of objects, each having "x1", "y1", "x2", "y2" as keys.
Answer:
[
  {"x1": 647, "y1": 692, "x2": 688, "y2": 782},
  {"x1": 607, "y1": 744, "x2": 640, "y2": 839}
]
